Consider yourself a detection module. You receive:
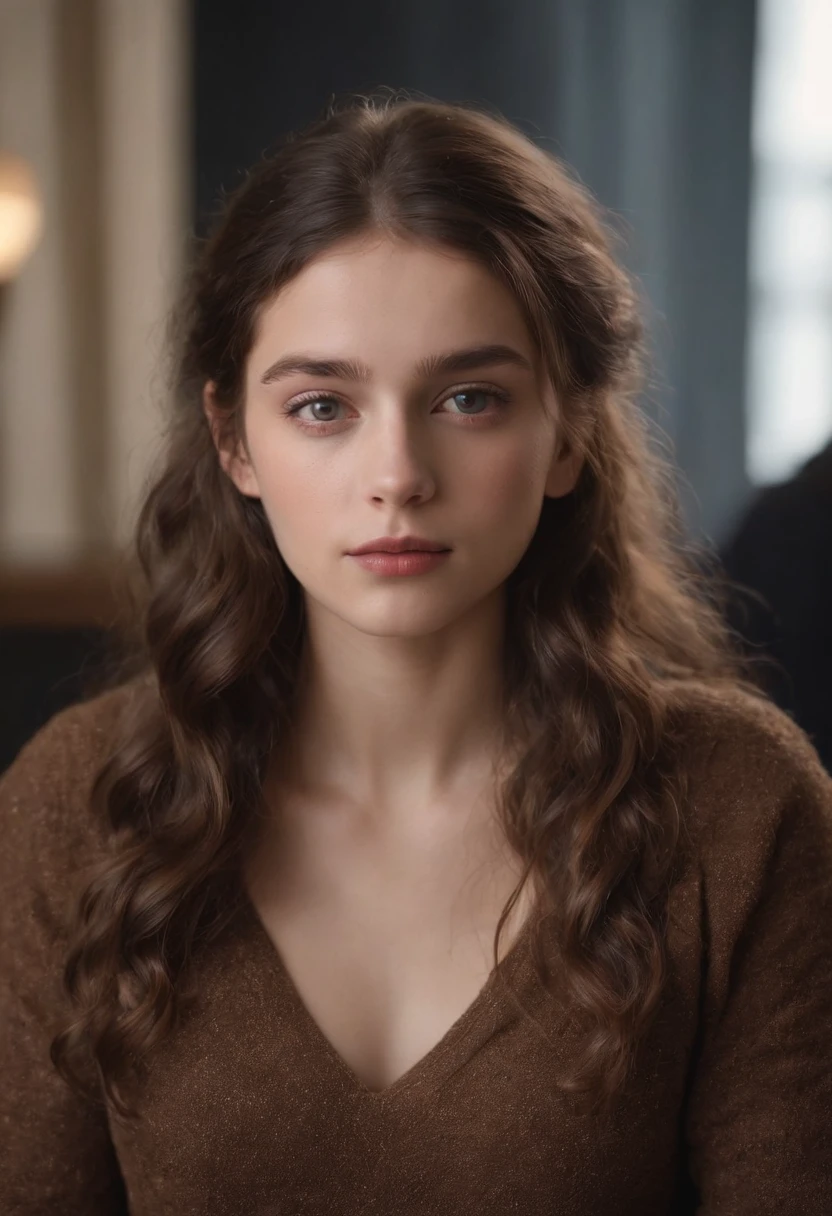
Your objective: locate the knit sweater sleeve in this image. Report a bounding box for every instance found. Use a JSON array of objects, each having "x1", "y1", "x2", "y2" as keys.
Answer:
[
  {"x1": 0, "y1": 697, "x2": 130, "y2": 1215},
  {"x1": 681, "y1": 697, "x2": 832, "y2": 1214}
]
